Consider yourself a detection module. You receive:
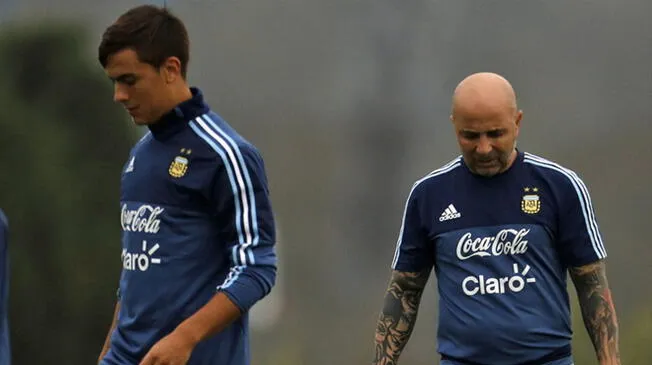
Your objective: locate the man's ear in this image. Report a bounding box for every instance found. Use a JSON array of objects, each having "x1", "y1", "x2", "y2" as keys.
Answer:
[{"x1": 162, "y1": 56, "x2": 182, "y2": 83}]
